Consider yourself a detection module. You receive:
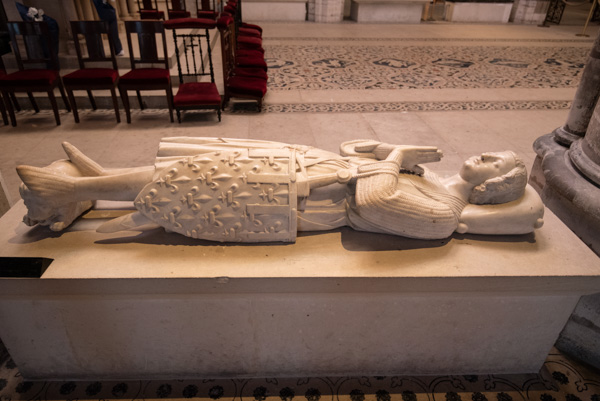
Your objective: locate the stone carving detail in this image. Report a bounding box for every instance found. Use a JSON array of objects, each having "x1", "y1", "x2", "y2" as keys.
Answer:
[{"x1": 15, "y1": 138, "x2": 544, "y2": 243}]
